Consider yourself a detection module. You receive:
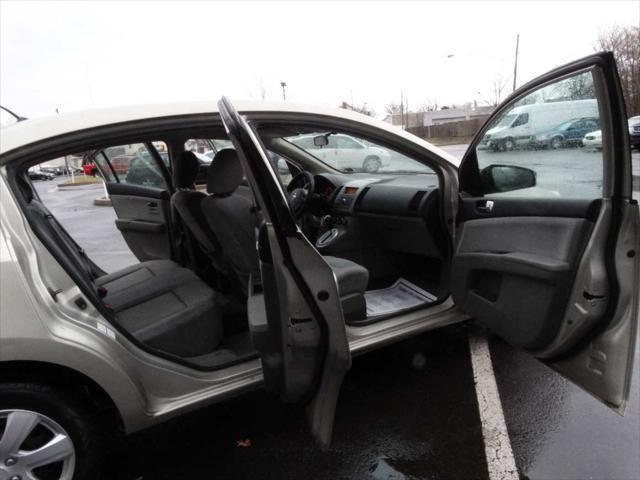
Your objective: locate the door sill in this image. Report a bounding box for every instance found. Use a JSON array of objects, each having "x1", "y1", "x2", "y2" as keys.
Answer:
[{"x1": 346, "y1": 297, "x2": 469, "y2": 355}]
